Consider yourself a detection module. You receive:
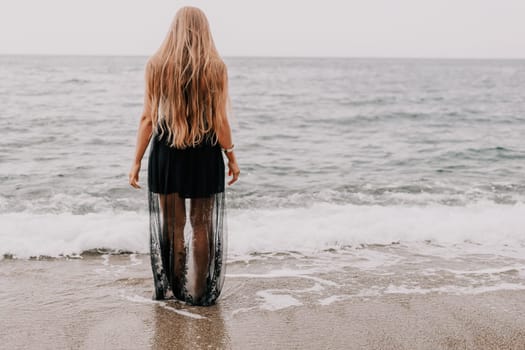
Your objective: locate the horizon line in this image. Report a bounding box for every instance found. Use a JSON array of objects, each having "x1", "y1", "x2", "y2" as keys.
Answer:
[{"x1": 1, "y1": 52, "x2": 524, "y2": 60}]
